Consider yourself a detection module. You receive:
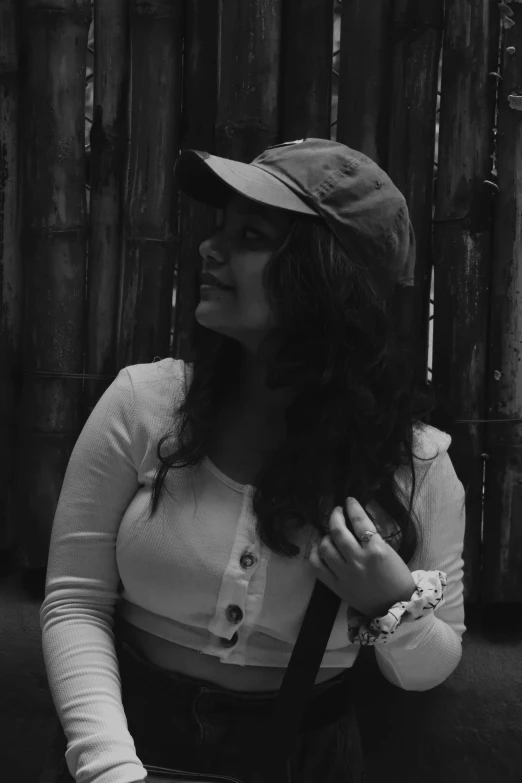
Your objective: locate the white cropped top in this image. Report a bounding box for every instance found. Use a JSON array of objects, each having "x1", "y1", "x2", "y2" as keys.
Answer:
[{"x1": 40, "y1": 357, "x2": 466, "y2": 783}]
